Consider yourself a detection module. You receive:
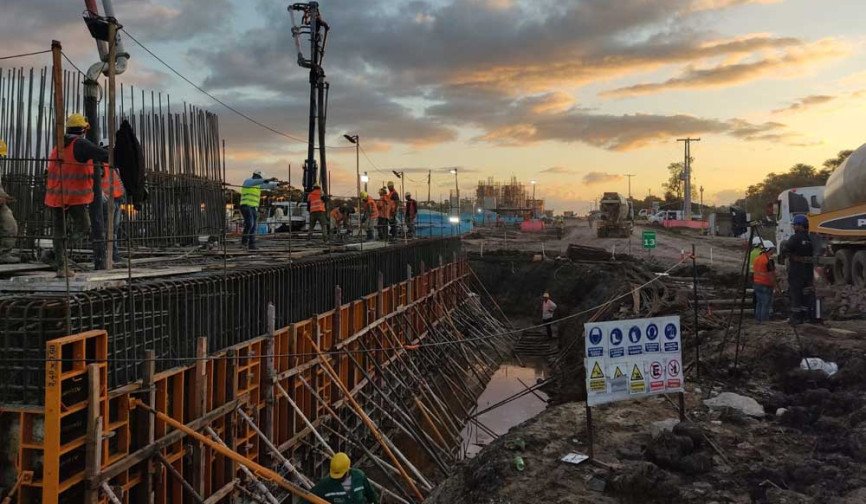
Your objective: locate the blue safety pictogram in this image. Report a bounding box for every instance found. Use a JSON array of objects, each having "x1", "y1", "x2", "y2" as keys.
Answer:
[
  {"x1": 589, "y1": 327, "x2": 603, "y2": 345},
  {"x1": 646, "y1": 324, "x2": 659, "y2": 341},
  {"x1": 610, "y1": 328, "x2": 623, "y2": 346},
  {"x1": 664, "y1": 323, "x2": 678, "y2": 340},
  {"x1": 628, "y1": 326, "x2": 641, "y2": 343}
]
